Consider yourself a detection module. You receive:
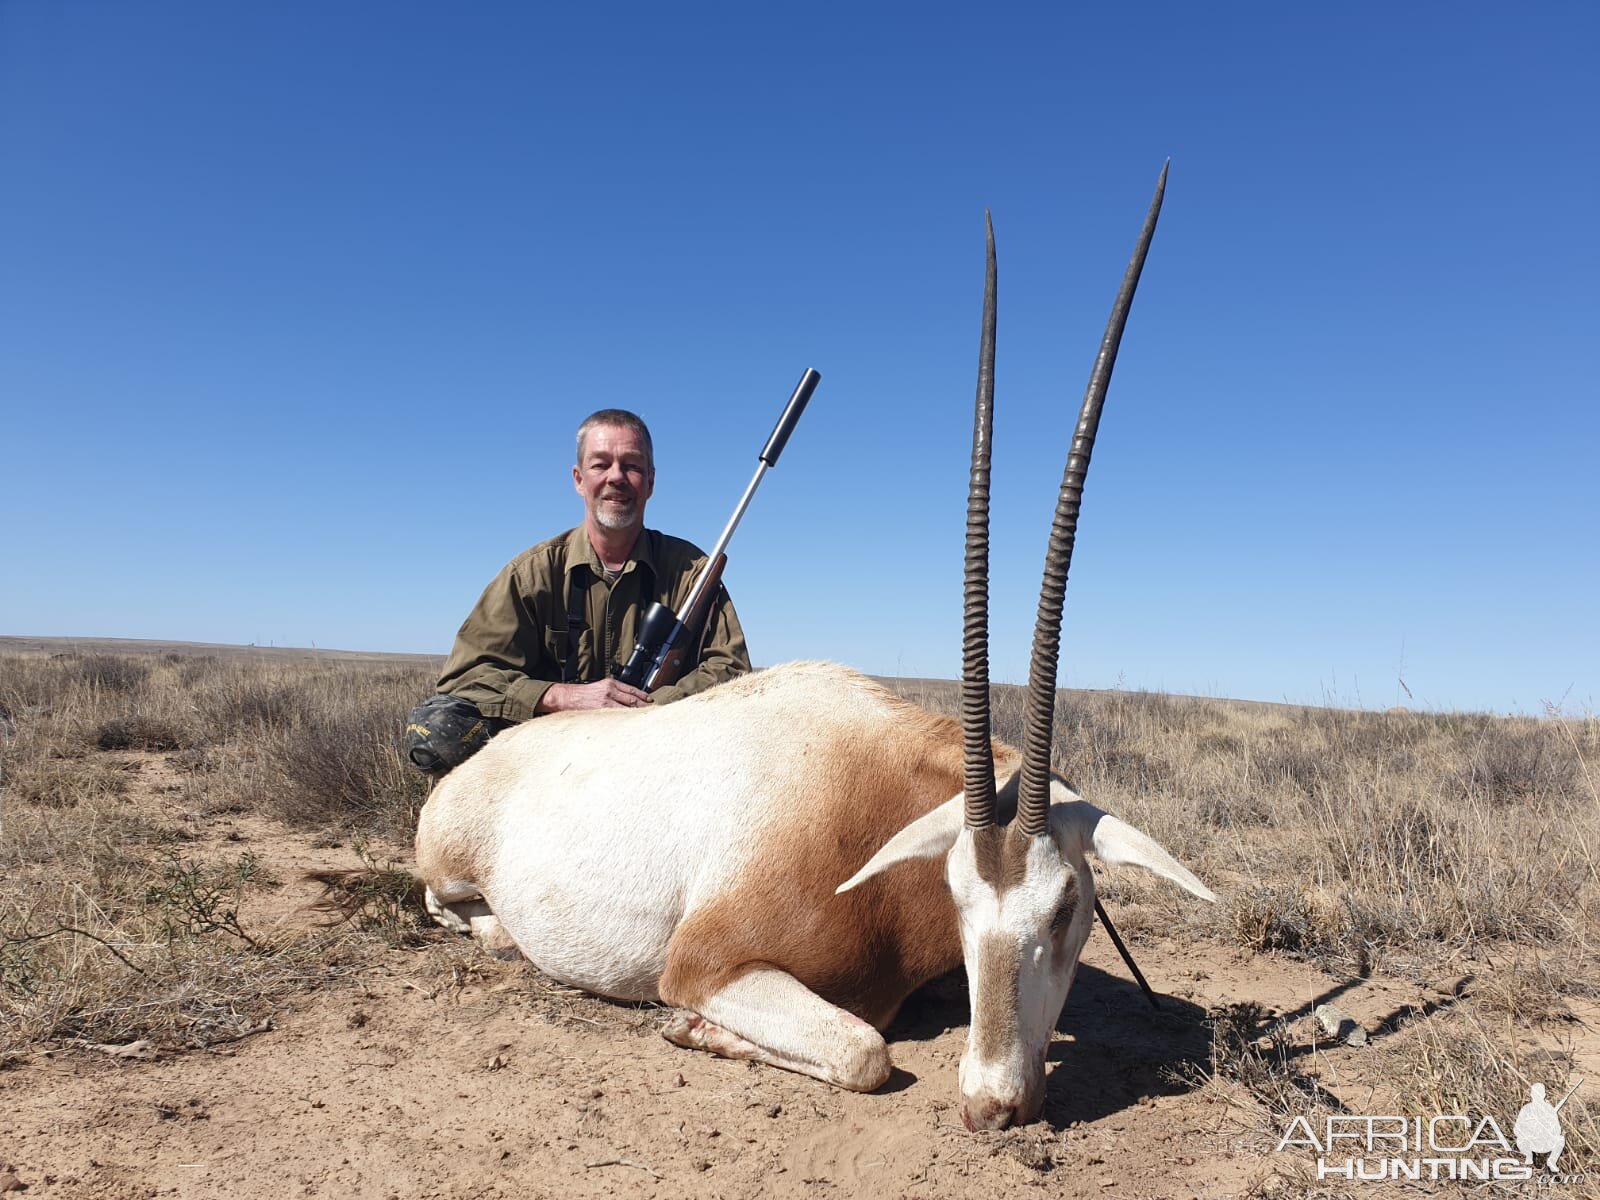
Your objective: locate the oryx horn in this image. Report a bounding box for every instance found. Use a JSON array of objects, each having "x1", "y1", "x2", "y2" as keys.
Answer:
[
  {"x1": 1016, "y1": 162, "x2": 1169, "y2": 838},
  {"x1": 962, "y1": 212, "x2": 998, "y2": 830}
]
